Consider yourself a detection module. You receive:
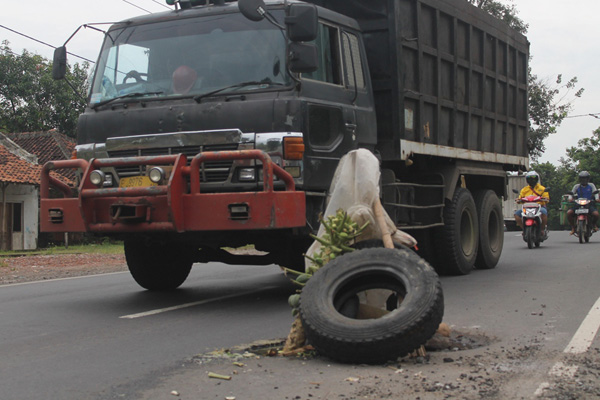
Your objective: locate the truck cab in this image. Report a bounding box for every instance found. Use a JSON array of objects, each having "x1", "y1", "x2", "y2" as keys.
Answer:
[{"x1": 76, "y1": 1, "x2": 376, "y2": 195}]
